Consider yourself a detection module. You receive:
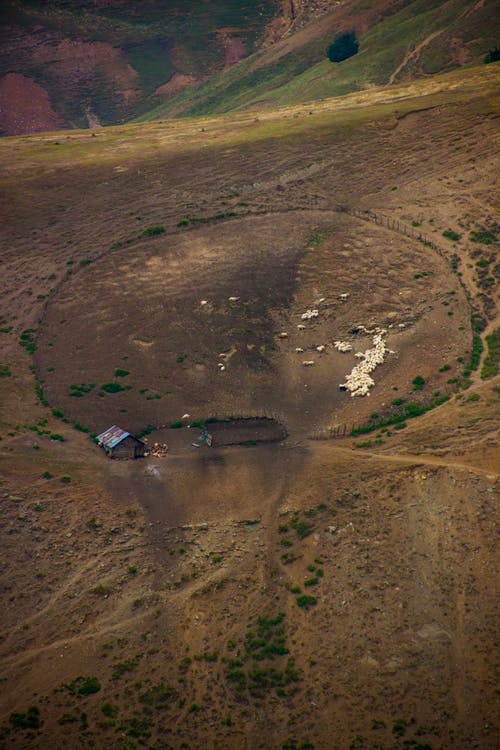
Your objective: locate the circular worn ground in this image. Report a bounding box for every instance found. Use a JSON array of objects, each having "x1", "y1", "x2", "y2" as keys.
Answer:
[{"x1": 36, "y1": 209, "x2": 470, "y2": 438}]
